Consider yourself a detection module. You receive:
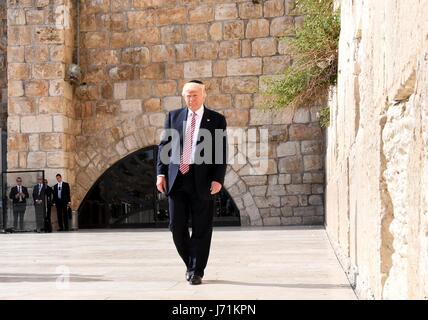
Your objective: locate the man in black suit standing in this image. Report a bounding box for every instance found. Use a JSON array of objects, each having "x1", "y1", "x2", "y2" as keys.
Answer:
[
  {"x1": 32, "y1": 176, "x2": 46, "y2": 232},
  {"x1": 43, "y1": 179, "x2": 53, "y2": 233},
  {"x1": 9, "y1": 177, "x2": 29, "y2": 231},
  {"x1": 53, "y1": 174, "x2": 71, "y2": 231},
  {"x1": 156, "y1": 80, "x2": 228, "y2": 285}
]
